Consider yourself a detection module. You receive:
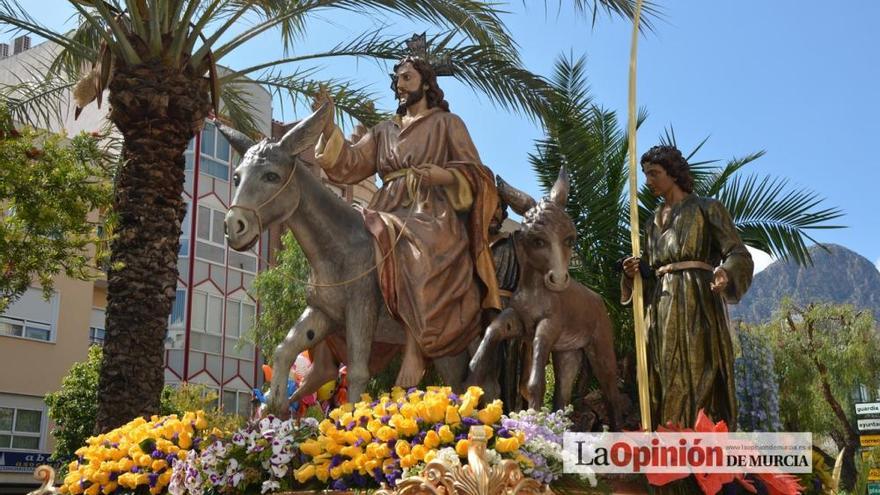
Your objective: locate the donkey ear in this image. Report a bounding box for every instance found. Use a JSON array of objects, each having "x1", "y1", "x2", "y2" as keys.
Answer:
[
  {"x1": 279, "y1": 102, "x2": 332, "y2": 156},
  {"x1": 215, "y1": 121, "x2": 256, "y2": 156},
  {"x1": 497, "y1": 176, "x2": 537, "y2": 216},
  {"x1": 549, "y1": 166, "x2": 570, "y2": 207}
]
